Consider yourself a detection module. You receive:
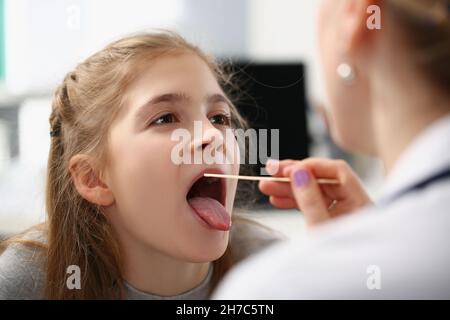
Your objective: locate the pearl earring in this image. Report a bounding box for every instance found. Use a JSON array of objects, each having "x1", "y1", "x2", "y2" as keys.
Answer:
[{"x1": 337, "y1": 62, "x2": 356, "y2": 83}]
